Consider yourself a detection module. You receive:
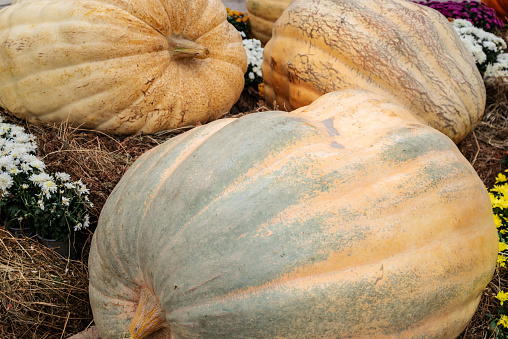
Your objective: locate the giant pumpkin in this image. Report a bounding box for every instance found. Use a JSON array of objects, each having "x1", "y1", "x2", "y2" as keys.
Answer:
[
  {"x1": 0, "y1": 0, "x2": 247, "y2": 134},
  {"x1": 262, "y1": 0, "x2": 486, "y2": 143},
  {"x1": 89, "y1": 89, "x2": 497, "y2": 339},
  {"x1": 245, "y1": 0, "x2": 293, "y2": 44}
]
